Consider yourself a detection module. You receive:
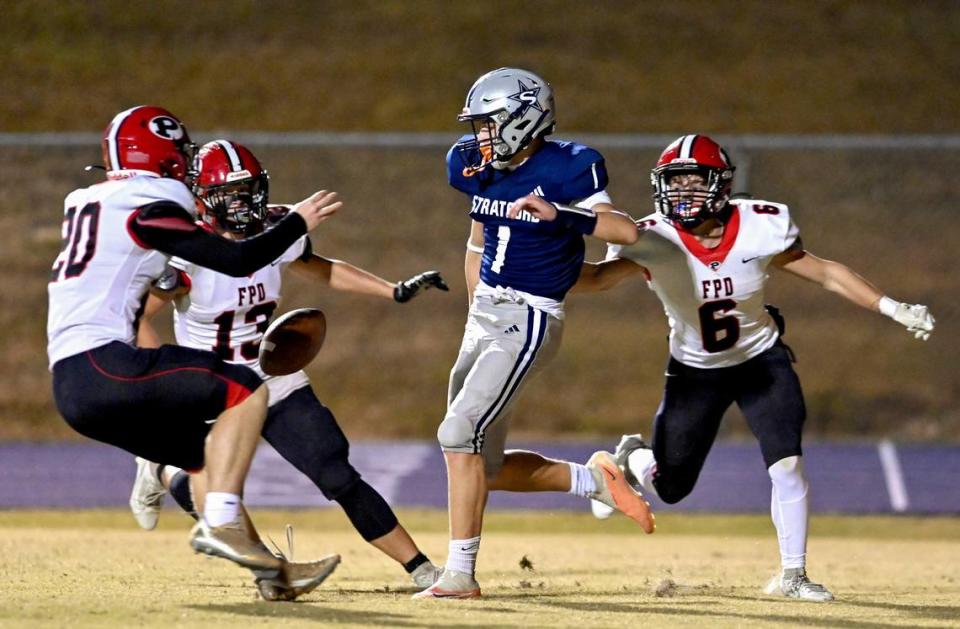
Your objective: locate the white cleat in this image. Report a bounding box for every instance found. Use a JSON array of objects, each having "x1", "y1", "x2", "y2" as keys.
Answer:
[
  {"x1": 586, "y1": 450, "x2": 655, "y2": 533},
  {"x1": 591, "y1": 497, "x2": 615, "y2": 520},
  {"x1": 411, "y1": 560, "x2": 443, "y2": 589},
  {"x1": 412, "y1": 569, "x2": 481, "y2": 599},
  {"x1": 591, "y1": 435, "x2": 651, "y2": 521},
  {"x1": 129, "y1": 457, "x2": 166, "y2": 530},
  {"x1": 765, "y1": 568, "x2": 835, "y2": 602}
]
